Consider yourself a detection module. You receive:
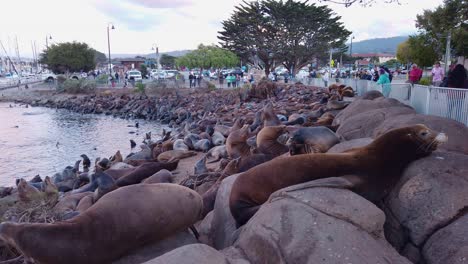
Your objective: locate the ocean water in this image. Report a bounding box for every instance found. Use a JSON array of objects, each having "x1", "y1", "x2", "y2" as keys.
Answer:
[{"x1": 0, "y1": 103, "x2": 167, "y2": 186}]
